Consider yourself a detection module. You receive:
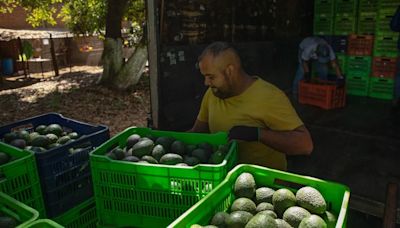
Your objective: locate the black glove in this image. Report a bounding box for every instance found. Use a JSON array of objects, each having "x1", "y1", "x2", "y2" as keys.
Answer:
[
  {"x1": 304, "y1": 72, "x2": 311, "y2": 82},
  {"x1": 228, "y1": 126, "x2": 259, "y2": 141}
]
